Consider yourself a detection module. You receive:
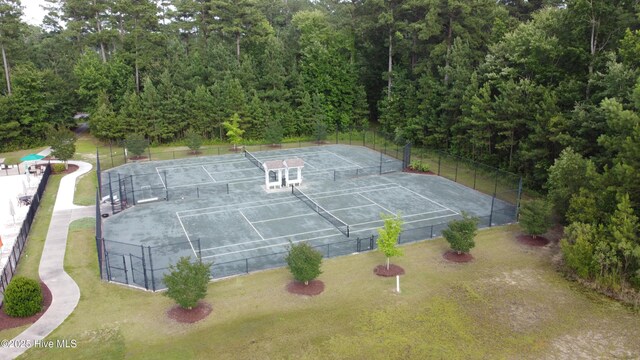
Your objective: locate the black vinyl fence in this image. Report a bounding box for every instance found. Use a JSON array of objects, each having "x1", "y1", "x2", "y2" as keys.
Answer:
[{"x1": 0, "y1": 165, "x2": 52, "y2": 304}]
